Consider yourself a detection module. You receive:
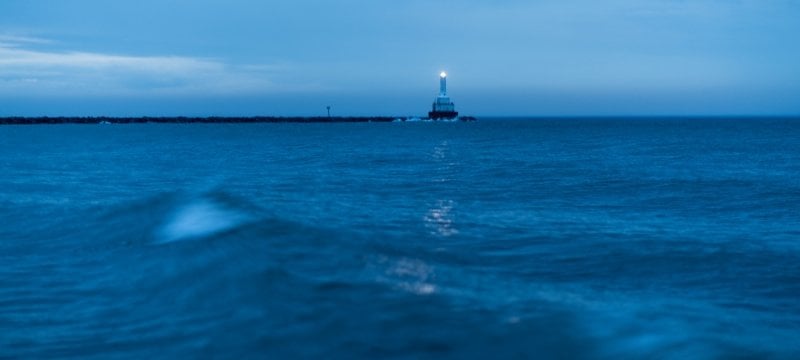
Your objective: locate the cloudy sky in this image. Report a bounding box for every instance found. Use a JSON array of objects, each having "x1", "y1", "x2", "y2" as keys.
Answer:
[{"x1": 1, "y1": 0, "x2": 798, "y2": 116}]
